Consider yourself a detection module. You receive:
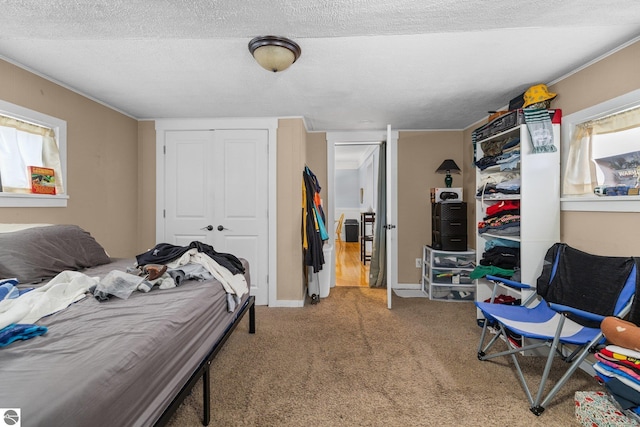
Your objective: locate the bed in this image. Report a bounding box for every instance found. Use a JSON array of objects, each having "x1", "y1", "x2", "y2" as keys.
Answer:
[{"x1": 0, "y1": 224, "x2": 255, "y2": 427}]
